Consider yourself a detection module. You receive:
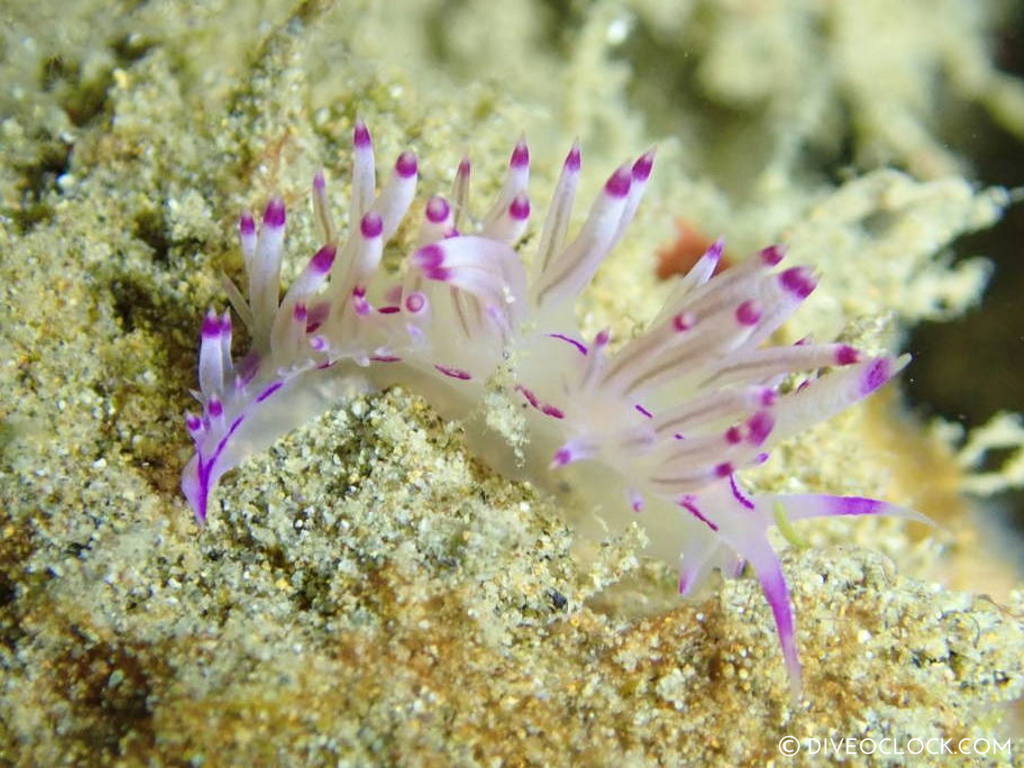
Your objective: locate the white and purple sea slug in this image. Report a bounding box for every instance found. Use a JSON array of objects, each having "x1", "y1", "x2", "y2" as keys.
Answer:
[{"x1": 182, "y1": 120, "x2": 925, "y2": 693}]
